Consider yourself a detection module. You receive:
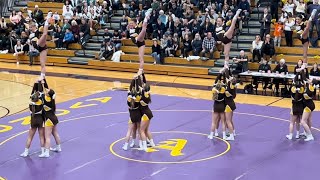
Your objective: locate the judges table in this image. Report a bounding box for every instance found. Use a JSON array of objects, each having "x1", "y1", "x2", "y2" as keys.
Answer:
[{"x1": 239, "y1": 71, "x2": 319, "y2": 80}]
